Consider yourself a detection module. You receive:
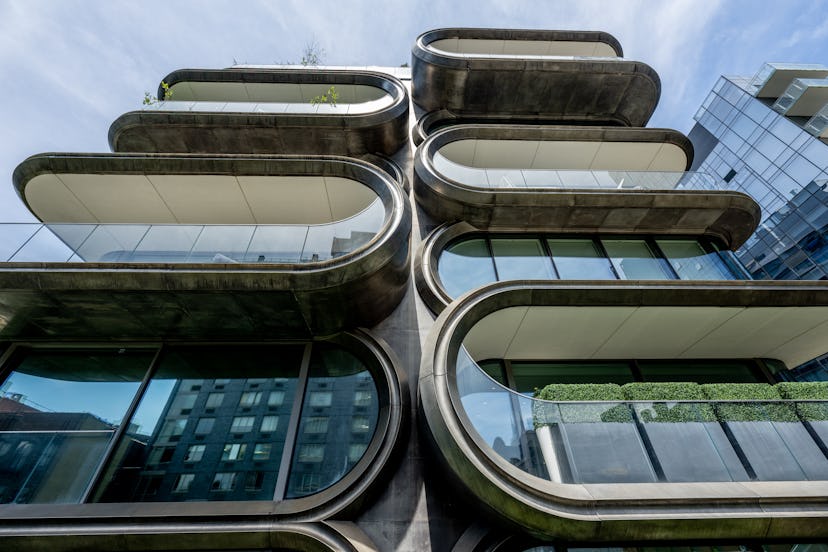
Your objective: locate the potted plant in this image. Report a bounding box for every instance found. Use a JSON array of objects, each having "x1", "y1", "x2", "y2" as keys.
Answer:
[{"x1": 533, "y1": 383, "x2": 656, "y2": 484}]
